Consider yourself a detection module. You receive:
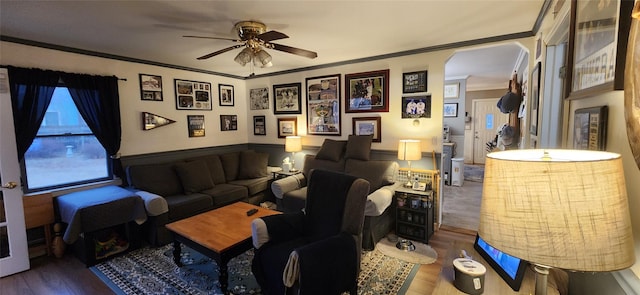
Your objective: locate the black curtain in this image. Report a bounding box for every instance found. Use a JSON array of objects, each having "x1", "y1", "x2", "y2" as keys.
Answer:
[
  {"x1": 6, "y1": 66, "x2": 59, "y2": 161},
  {"x1": 6, "y1": 66, "x2": 123, "y2": 179},
  {"x1": 61, "y1": 73, "x2": 123, "y2": 179}
]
